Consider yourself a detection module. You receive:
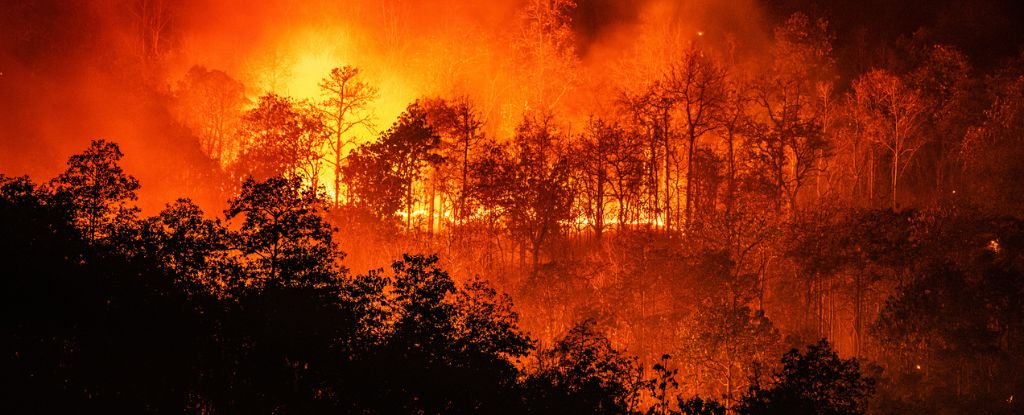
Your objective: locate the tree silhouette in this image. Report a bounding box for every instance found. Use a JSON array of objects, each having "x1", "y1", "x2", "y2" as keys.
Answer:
[
  {"x1": 678, "y1": 396, "x2": 727, "y2": 415},
  {"x1": 354, "y1": 254, "x2": 533, "y2": 413},
  {"x1": 473, "y1": 114, "x2": 573, "y2": 273},
  {"x1": 738, "y1": 339, "x2": 875, "y2": 415},
  {"x1": 422, "y1": 96, "x2": 486, "y2": 227},
  {"x1": 45, "y1": 139, "x2": 140, "y2": 245},
  {"x1": 225, "y1": 176, "x2": 342, "y2": 290},
  {"x1": 319, "y1": 66, "x2": 378, "y2": 207},
  {"x1": 148, "y1": 198, "x2": 229, "y2": 295},
  {"x1": 665, "y1": 45, "x2": 726, "y2": 231},
  {"x1": 344, "y1": 101, "x2": 442, "y2": 229},
  {"x1": 645, "y1": 354, "x2": 681, "y2": 415},
  {"x1": 571, "y1": 117, "x2": 619, "y2": 239},
  {"x1": 525, "y1": 319, "x2": 641, "y2": 414},
  {"x1": 748, "y1": 13, "x2": 835, "y2": 213},
  {"x1": 235, "y1": 94, "x2": 327, "y2": 185}
]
